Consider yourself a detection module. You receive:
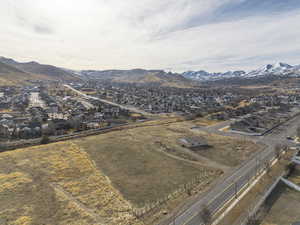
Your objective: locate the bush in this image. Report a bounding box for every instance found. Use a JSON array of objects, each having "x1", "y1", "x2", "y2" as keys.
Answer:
[
  {"x1": 274, "y1": 144, "x2": 285, "y2": 159},
  {"x1": 40, "y1": 135, "x2": 50, "y2": 144},
  {"x1": 285, "y1": 163, "x2": 296, "y2": 177},
  {"x1": 297, "y1": 126, "x2": 300, "y2": 138},
  {"x1": 246, "y1": 217, "x2": 260, "y2": 225},
  {"x1": 0, "y1": 143, "x2": 7, "y2": 152},
  {"x1": 201, "y1": 205, "x2": 212, "y2": 225}
]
